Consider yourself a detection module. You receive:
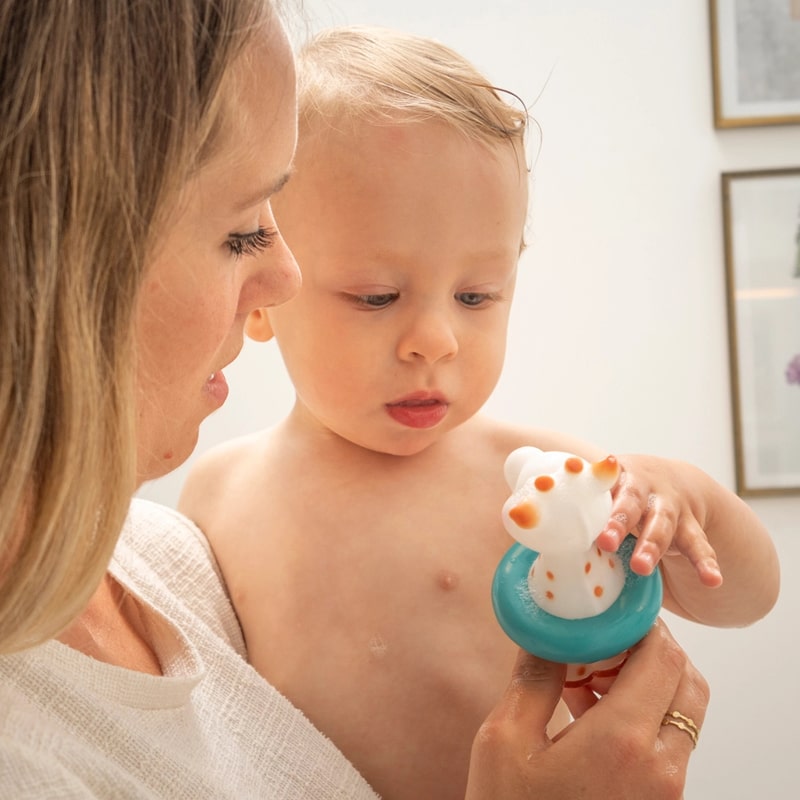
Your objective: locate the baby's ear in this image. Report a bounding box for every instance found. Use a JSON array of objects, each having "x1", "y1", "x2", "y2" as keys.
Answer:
[{"x1": 245, "y1": 308, "x2": 274, "y2": 342}]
